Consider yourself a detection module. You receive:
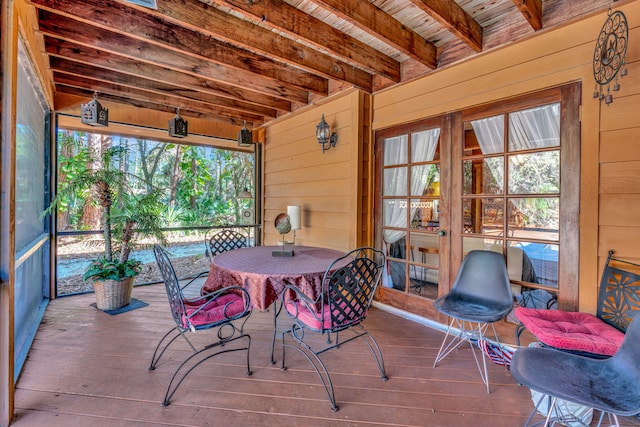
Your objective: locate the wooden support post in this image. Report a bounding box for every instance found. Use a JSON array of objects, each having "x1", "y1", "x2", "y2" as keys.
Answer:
[{"x1": 1, "y1": 0, "x2": 17, "y2": 425}]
